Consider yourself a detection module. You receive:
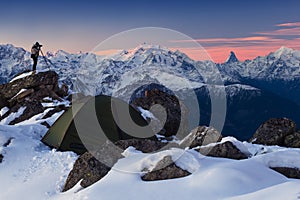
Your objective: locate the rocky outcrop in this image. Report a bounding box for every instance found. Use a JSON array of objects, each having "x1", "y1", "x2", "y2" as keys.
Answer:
[
  {"x1": 141, "y1": 156, "x2": 190, "y2": 181},
  {"x1": 9, "y1": 101, "x2": 44, "y2": 125},
  {"x1": 132, "y1": 88, "x2": 188, "y2": 137},
  {"x1": 0, "y1": 154, "x2": 3, "y2": 163},
  {"x1": 0, "y1": 71, "x2": 59, "y2": 100},
  {"x1": 250, "y1": 118, "x2": 296, "y2": 146},
  {"x1": 283, "y1": 132, "x2": 300, "y2": 148},
  {"x1": 199, "y1": 141, "x2": 248, "y2": 160},
  {"x1": 0, "y1": 71, "x2": 69, "y2": 124},
  {"x1": 180, "y1": 126, "x2": 222, "y2": 149},
  {"x1": 63, "y1": 152, "x2": 111, "y2": 192},
  {"x1": 270, "y1": 167, "x2": 300, "y2": 179},
  {"x1": 63, "y1": 138, "x2": 169, "y2": 191}
]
